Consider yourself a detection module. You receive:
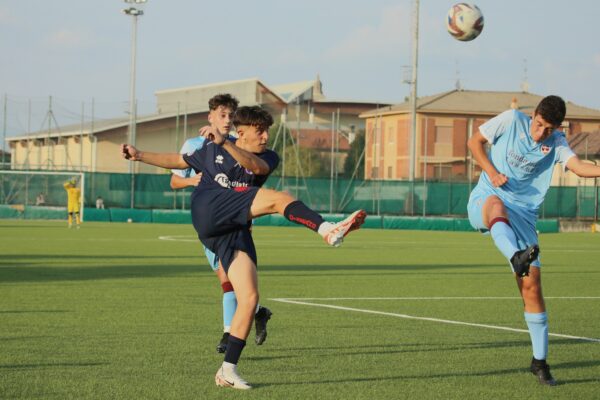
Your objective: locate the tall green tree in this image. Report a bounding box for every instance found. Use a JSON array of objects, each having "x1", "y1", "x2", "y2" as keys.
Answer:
[{"x1": 343, "y1": 130, "x2": 365, "y2": 178}]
